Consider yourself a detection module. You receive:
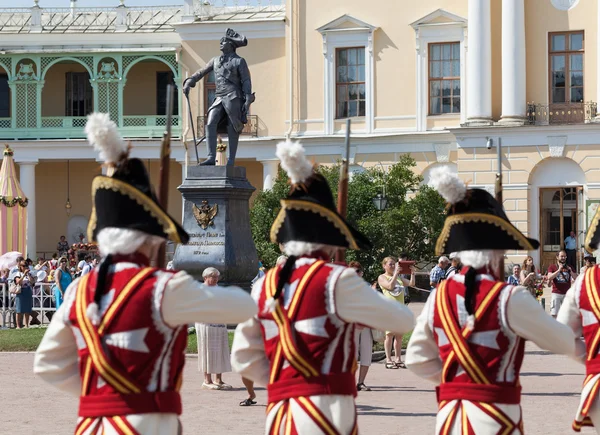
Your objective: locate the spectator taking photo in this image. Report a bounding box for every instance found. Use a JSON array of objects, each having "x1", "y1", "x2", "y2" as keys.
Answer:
[{"x1": 547, "y1": 250, "x2": 578, "y2": 318}]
